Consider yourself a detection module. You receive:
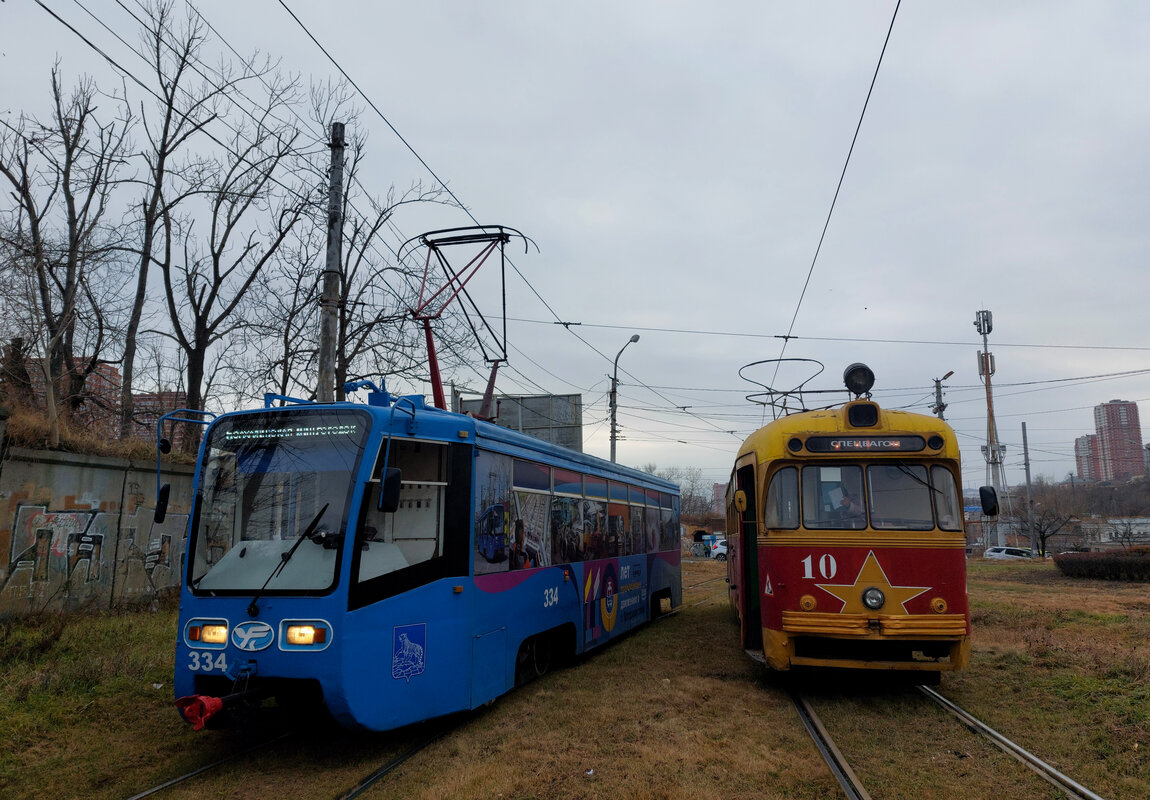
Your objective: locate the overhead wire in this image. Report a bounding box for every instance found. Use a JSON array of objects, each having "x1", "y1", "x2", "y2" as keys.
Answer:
[
  {"x1": 270, "y1": 0, "x2": 745, "y2": 437},
  {"x1": 774, "y1": 0, "x2": 902, "y2": 366}
]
